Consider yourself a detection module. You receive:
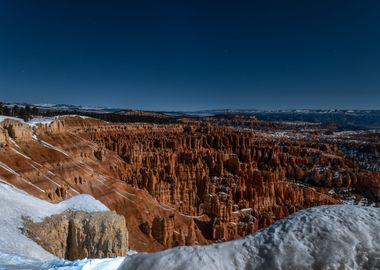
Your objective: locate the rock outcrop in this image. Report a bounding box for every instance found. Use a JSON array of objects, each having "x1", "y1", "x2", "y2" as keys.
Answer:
[
  {"x1": 0, "y1": 127, "x2": 8, "y2": 146},
  {"x1": 22, "y1": 210, "x2": 128, "y2": 260},
  {"x1": 0, "y1": 119, "x2": 32, "y2": 142}
]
